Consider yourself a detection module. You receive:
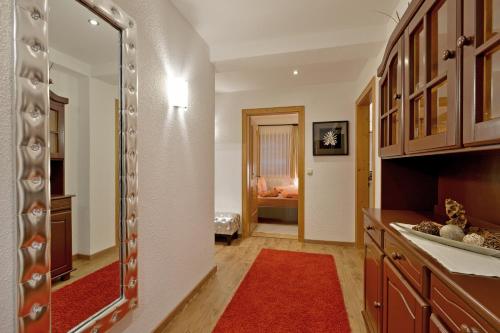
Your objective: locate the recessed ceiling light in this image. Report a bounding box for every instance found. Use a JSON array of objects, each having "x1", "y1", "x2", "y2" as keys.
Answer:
[
  {"x1": 88, "y1": 19, "x2": 99, "y2": 26},
  {"x1": 293, "y1": 69, "x2": 299, "y2": 76}
]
